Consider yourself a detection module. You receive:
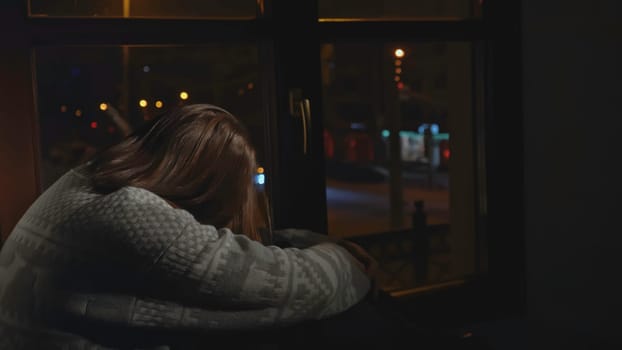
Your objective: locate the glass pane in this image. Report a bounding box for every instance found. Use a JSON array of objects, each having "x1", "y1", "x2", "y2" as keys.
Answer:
[
  {"x1": 29, "y1": 0, "x2": 256, "y2": 18},
  {"x1": 35, "y1": 45, "x2": 267, "y2": 192},
  {"x1": 319, "y1": 0, "x2": 482, "y2": 20},
  {"x1": 321, "y1": 42, "x2": 477, "y2": 293}
]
